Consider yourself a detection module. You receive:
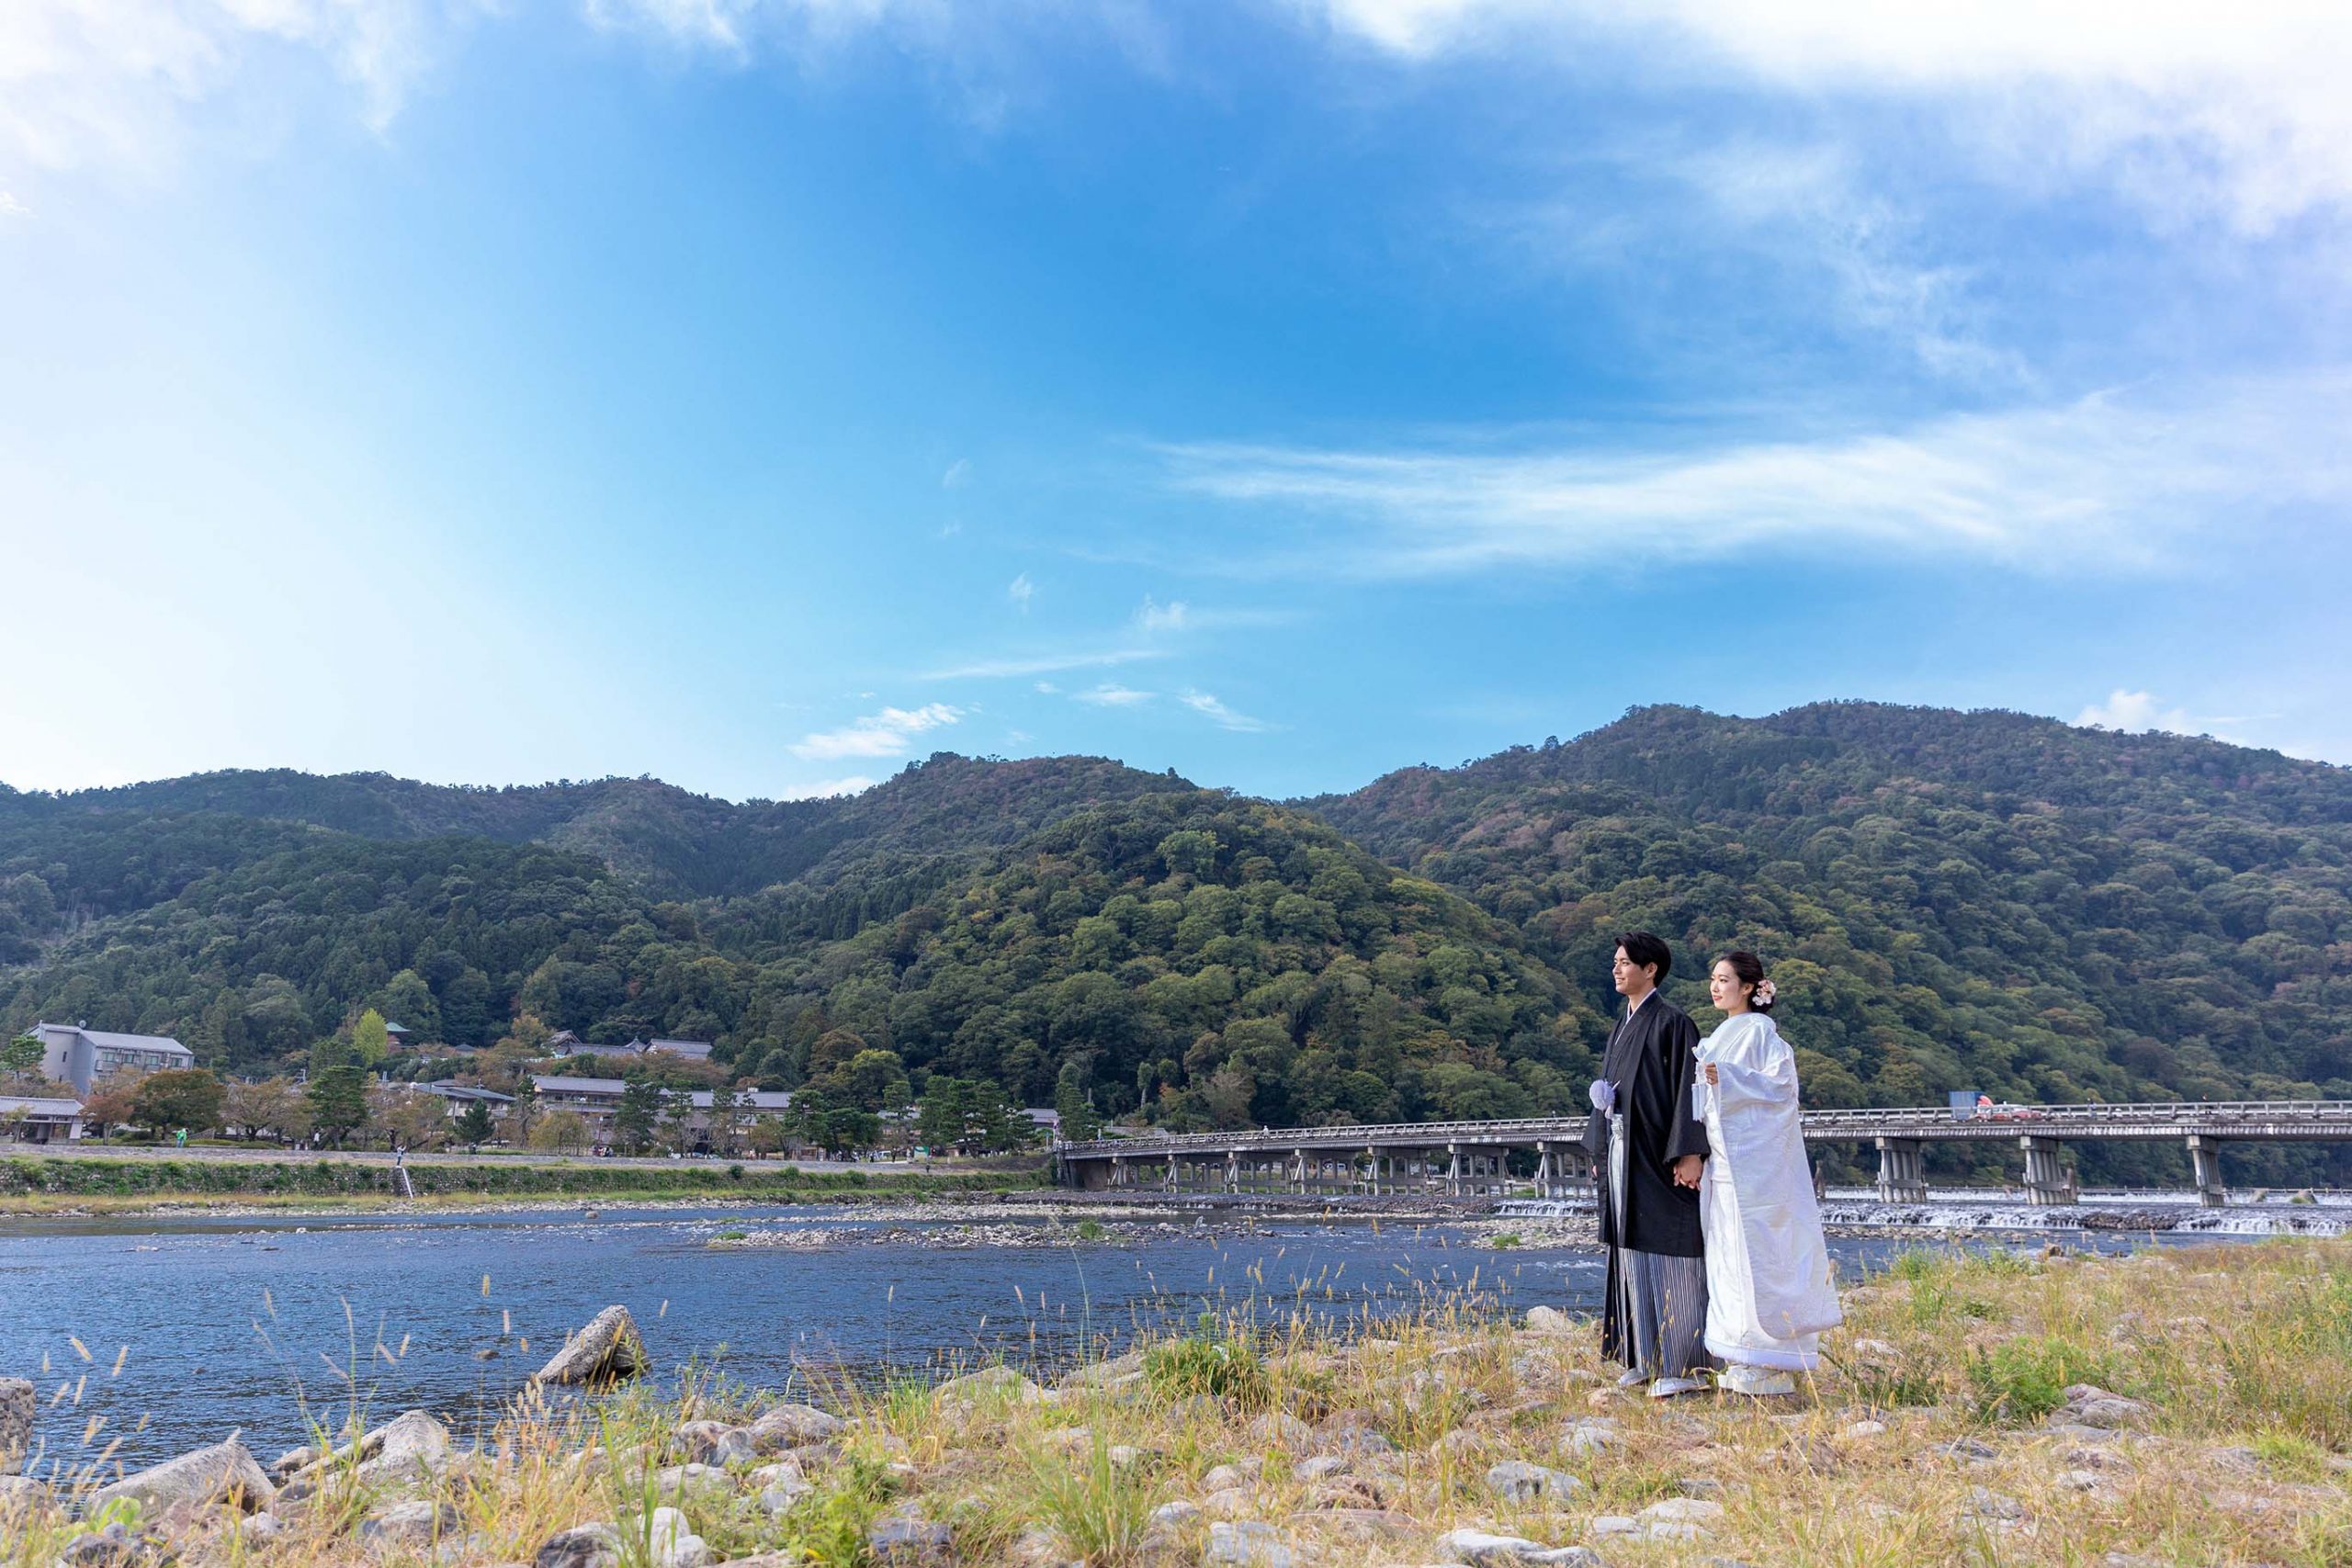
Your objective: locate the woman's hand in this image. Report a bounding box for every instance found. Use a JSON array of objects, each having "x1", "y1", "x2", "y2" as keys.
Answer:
[
  {"x1": 1702, "y1": 1063, "x2": 1719, "y2": 1085},
  {"x1": 1671, "y1": 1154, "x2": 1703, "y2": 1189}
]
